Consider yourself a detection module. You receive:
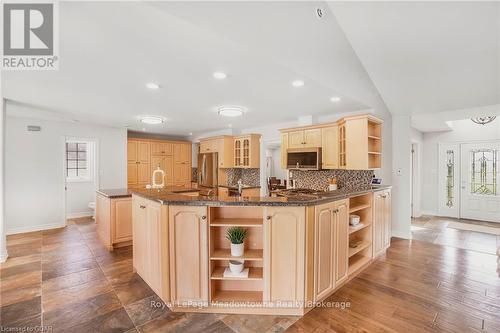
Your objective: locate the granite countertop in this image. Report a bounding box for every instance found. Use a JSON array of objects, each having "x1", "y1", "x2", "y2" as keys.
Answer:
[
  {"x1": 97, "y1": 186, "x2": 200, "y2": 199},
  {"x1": 218, "y1": 184, "x2": 261, "y2": 190},
  {"x1": 130, "y1": 185, "x2": 391, "y2": 207}
]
